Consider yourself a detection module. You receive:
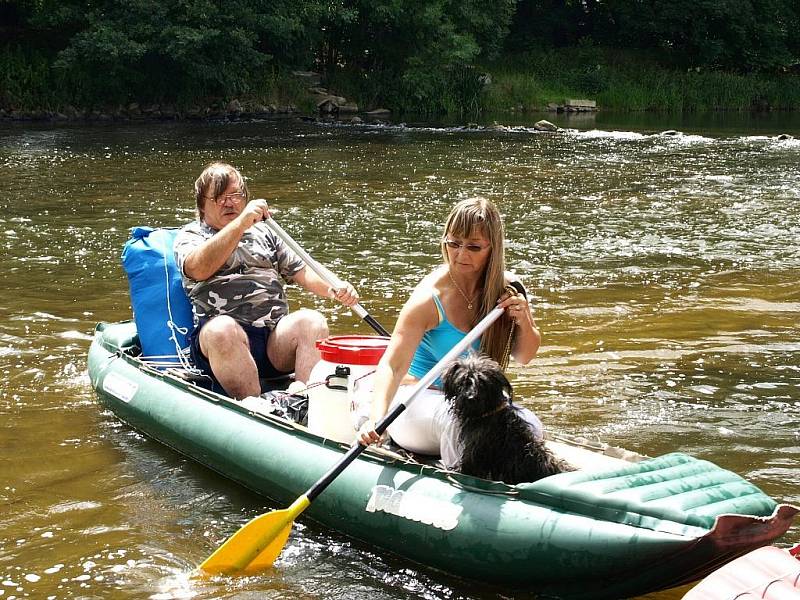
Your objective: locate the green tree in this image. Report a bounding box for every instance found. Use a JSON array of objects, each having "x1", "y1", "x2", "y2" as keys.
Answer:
[
  {"x1": 507, "y1": 0, "x2": 589, "y2": 49},
  {"x1": 508, "y1": 0, "x2": 799, "y2": 73},
  {"x1": 323, "y1": 0, "x2": 516, "y2": 113},
  {"x1": 589, "y1": 0, "x2": 797, "y2": 72},
  {"x1": 8, "y1": 0, "x2": 327, "y2": 105}
]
